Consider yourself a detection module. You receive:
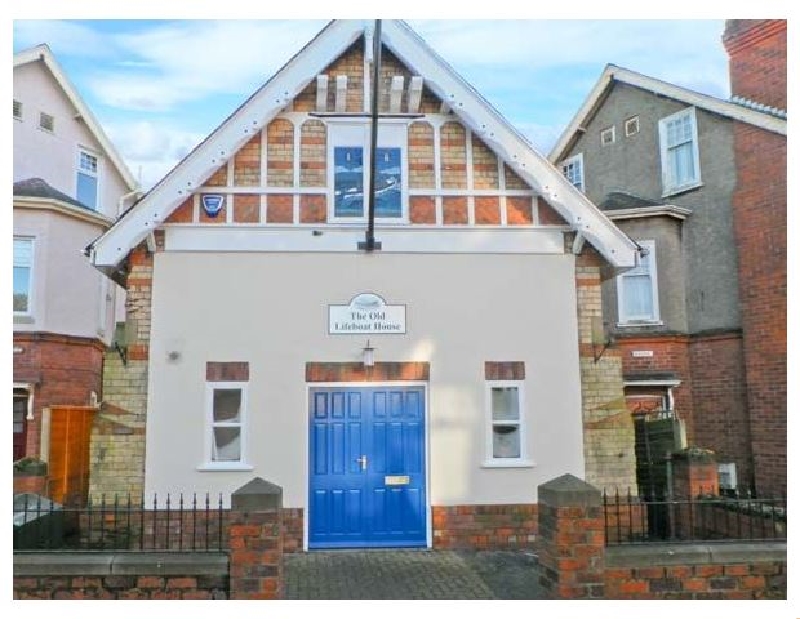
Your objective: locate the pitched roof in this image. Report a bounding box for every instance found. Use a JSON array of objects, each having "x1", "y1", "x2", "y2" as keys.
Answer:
[
  {"x1": 549, "y1": 64, "x2": 787, "y2": 164},
  {"x1": 14, "y1": 44, "x2": 138, "y2": 192},
  {"x1": 14, "y1": 177, "x2": 87, "y2": 209},
  {"x1": 89, "y1": 20, "x2": 637, "y2": 271}
]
